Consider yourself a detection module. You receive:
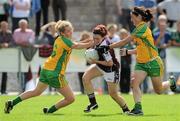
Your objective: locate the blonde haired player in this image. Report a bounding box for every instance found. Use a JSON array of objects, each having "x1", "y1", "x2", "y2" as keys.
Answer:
[{"x1": 4, "y1": 20, "x2": 93, "y2": 114}]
